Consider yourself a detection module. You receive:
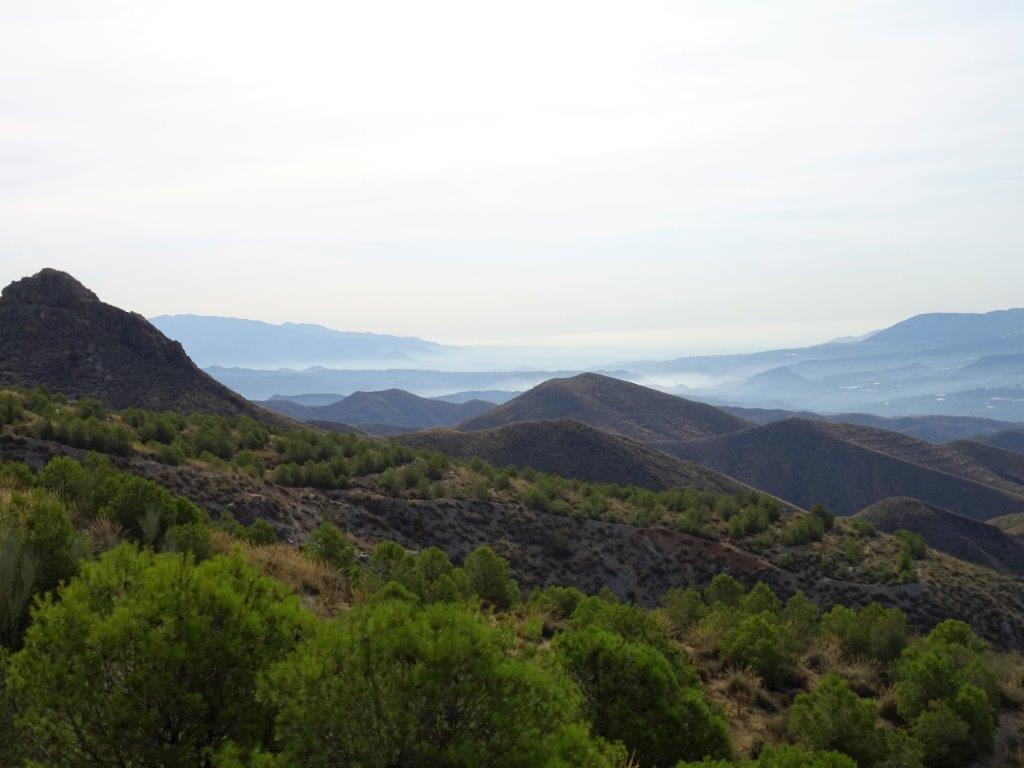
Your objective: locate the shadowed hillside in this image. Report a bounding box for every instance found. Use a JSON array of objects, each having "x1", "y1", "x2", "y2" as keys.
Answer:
[
  {"x1": 400, "y1": 419, "x2": 760, "y2": 495},
  {"x1": 945, "y1": 438, "x2": 1024, "y2": 488},
  {"x1": 854, "y1": 497, "x2": 1024, "y2": 576},
  {"x1": 670, "y1": 418, "x2": 1024, "y2": 519},
  {"x1": 0, "y1": 269, "x2": 277, "y2": 422},
  {"x1": 823, "y1": 421, "x2": 1024, "y2": 498},
  {"x1": 259, "y1": 389, "x2": 494, "y2": 432},
  {"x1": 722, "y1": 406, "x2": 1023, "y2": 443},
  {"x1": 458, "y1": 372, "x2": 751, "y2": 447},
  {"x1": 991, "y1": 513, "x2": 1024, "y2": 540},
  {"x1": 970, "y1": 429, "x2": 1024, "y2": 455}
]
